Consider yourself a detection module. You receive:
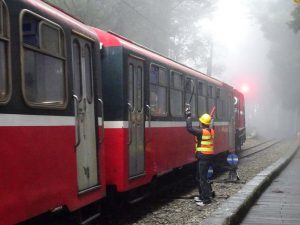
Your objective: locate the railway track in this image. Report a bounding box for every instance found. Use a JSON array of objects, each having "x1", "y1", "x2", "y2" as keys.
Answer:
[
  {"x1": 238, "y1": 139, "x2": 281, "y2": 160},
  {"x1": 96, "y1": 139, "x2": 288, "y2": 225},
  {"x1": 20, "y1": 140, "x2": 284, "y2": 225}
]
